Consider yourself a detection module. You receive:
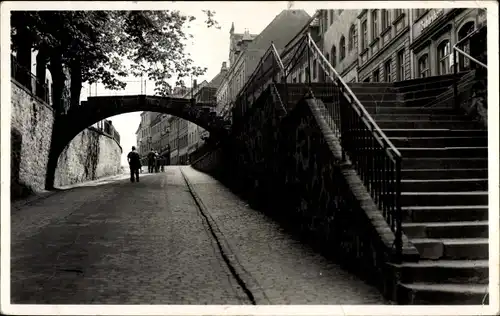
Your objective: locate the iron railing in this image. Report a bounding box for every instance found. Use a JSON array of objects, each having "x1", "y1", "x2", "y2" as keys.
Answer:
[
  {"x1": 11, "y1": 55, "x2": 51, "y2": 104},
  {"x1": 453, "y1": 24, "x2": 487, "y2": 109},
  {"x1": 281, "y1": 32, "x2": 403, "y2": 261},
  {"x1": 233, "y1": 42, "x2": 286, "y2": 121}
]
